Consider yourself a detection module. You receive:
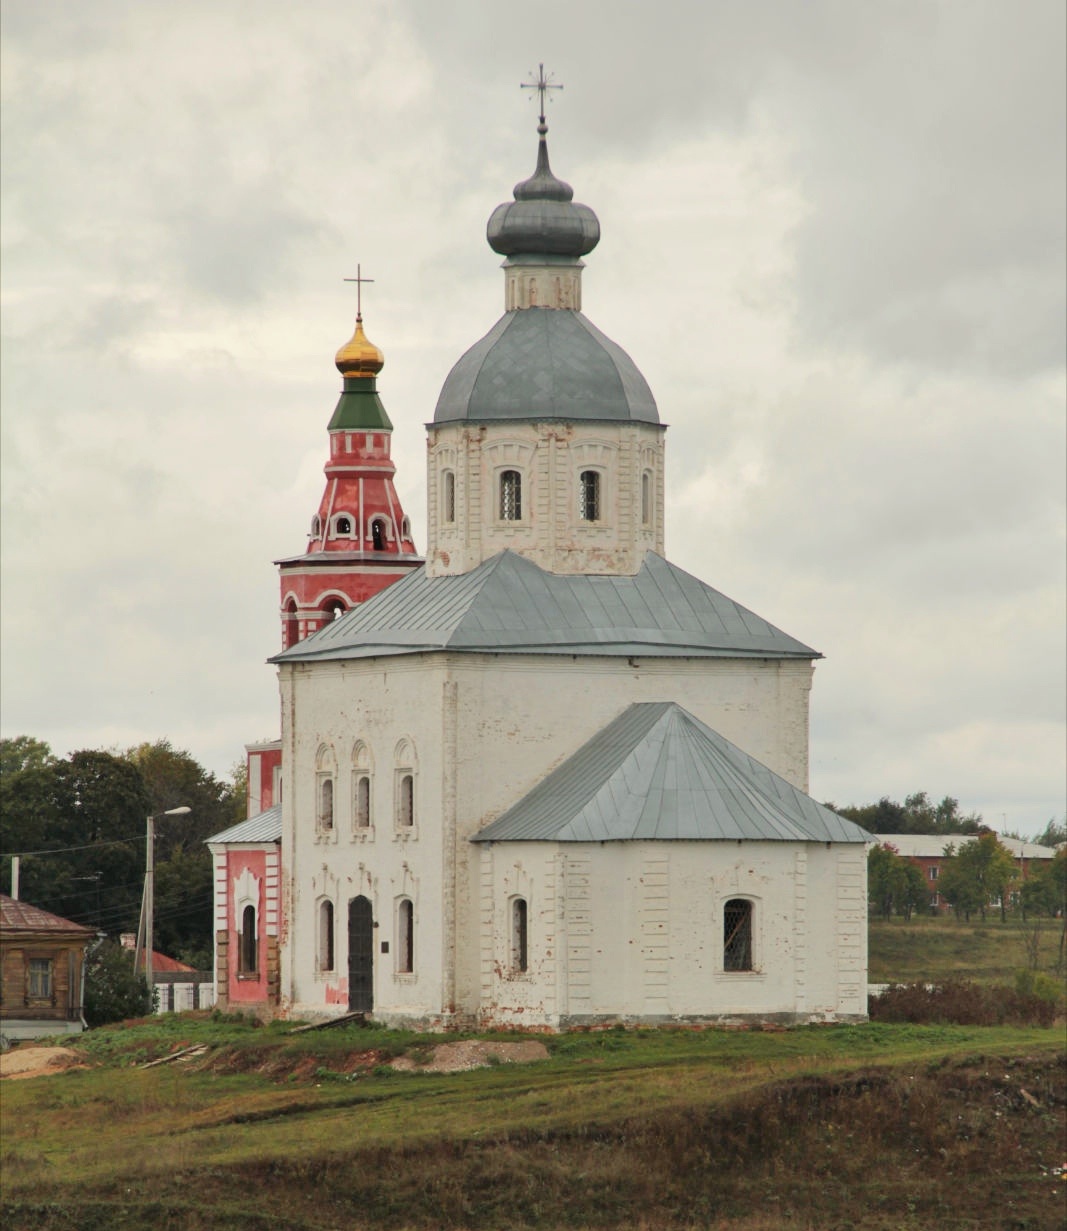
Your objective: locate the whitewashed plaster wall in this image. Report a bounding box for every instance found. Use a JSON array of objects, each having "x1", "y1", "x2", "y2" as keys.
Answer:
[
  {"x1": 426, "y1": 420, "x2": 666, "y2": 577},
  {"x1": 279, "y1": 650, "x2": 815, "y2": 1025},
  {"x1": 477, "y1": 841, "x2": 867, "y2": 1027}
]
